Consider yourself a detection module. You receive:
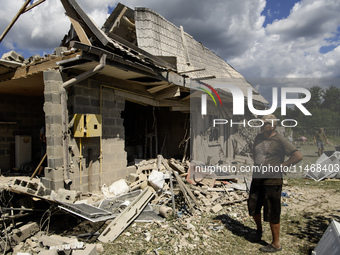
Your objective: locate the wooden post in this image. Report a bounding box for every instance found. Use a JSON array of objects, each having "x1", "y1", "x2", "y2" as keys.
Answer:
[{"x1": 30, "y1": 153, "x2": 46, "y2": 180}]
